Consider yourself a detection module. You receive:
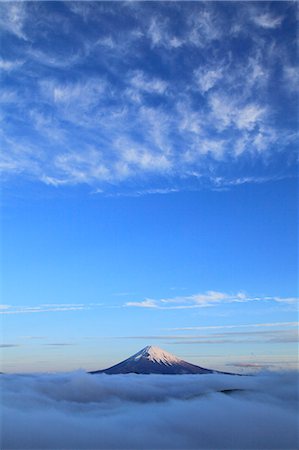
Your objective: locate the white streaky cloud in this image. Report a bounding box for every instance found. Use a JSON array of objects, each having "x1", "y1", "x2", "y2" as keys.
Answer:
[
  {"x1": 138, "y1": 187, "x2": 179, "y2": 196},
  {"x1": 194, "y1": 67, "x2": 223, "y2": 93},
  {"x1": 168, "y1": 322, "x2": 299, "y2": 331},
  {"x1": 147, "y1": 17, "x2": 185, "y2": 50},
  {"x1": 208, "y1": 94, "x2": 237, "y2": 130},
  {"x1": 125, "y1": 299, "x2": 158, "y2": 308},
  {"x1": 40, "y1": 303, "x2": 85, "y2": 308},
  {"x1": 1, "y1": 372, "x2": 298, "y2": 449},
  {"x1": 0, "y1": 344, "x2": 20, "y2": 348},
  {"x1": 133, "y1": 188, "x2": 179, "y2": 196},
  {"x1": 137, "y1": 106, "x2": 173, "y2": 151},
  {"x1": 125, "y1": 291, "x2": 298, "y2": 310},
  {"x1": 161, "y1": 291, "x2": 227, "y2": 305},
  {"x1": 0, "y1": 303, "x2": 103, "y2": 315},
  {"x1": 252, "y1": 126, "x2": 277, "y2": 153},
  {"x1": 1, "y1": 307, "x2": 86, "y2": 315},
  {"x1": 160, "y1": 291, "x2": 246, "y2": 307},
  {"x1": 105, "y1": 188, "x2": 180, "y2": 198},
  {"x1": 147, "y1": 18, "x2": 168, "y2": 48},
  {"x1": 170, "y1": 329, "x2": 298, "y2": 345},
  {"x1": 49, "y1": 79, "x2": 106, "y2": 107},
  {"x1": 240, "y1": 52, "x2": 269, "y2": 96},
  {"x1": 27, "y1": 48, "x2": 80, "y2": 69},
  {"x1": 29, "y1": 110, "x2": 66, "y2": 142},
  {"x1": 198, "y1": 138, "x2": 225, "y2": 160},
  {"x1": 0, "y1": 58, "x2": 23, "y2": 71},
  {"x1": 0, "y1": 132, "x2": 239, "y2": 187},
  {"x1": 233, "y1": 135, "x2": 250, "y2": 157},
  {"x1": 0, "y1": 2, "x2": 28, "y2": 40},
  {"x1": 223, "y1": 354, "x2": 299, "y2": 372},
  {"x1": 235, "y1": 104, "x2": 265, "y2": 131},
  {"x1": 0, "y1": 154, "x2": 23, "y2": 174},
  {"x1": 283, "y1": 65, "x2": 298, "y2": 93},
  {"x1": 0, "y1": 89, "x2": 18, "y2": 105},
  {"x1": 125, "y1": 291, "x2": 235, "y2": 308},
  {"x1": 0, "y1": 137, "x2": 43, "y2": 178},
  {"x1": 247, "y1": 54, "x2": 266, "y2": 82},
  {"x1": 177, "y1": 101, "x2": 203, "y2": 135},
  {"x1": 130, "y1": 70, "x2": 167, "y2": 94},
  {"x1": 0, "y1": 72, "x2": 286, "y2": 188},
  {"x1": 67, "y1": 3, "x2": 144, "y2": 53},
  {"x1": 52, "y1": 149, "x2": 111, "y2": 185},
  {"x1": 0, "y1": 3, "x2": 296, "y2": 190},
  {"x1": 95, "y1": 36, "x2": 116, "y2": 50},
  {"x1": 271, "y1": 297, "x2": 298, "y2": 305},
  {"x1": 209, "y1": 93, "x2": 265, "y2": 132},
  {"x1": 37, "y1": 78, "x2": 112, "y2": 131},
  {"x1": 119, "y1": 145, "x2": 171, "y2": 174},
  {"x1": 66, "y1": 2, "x2": 94, "y2": 21},
  {"x1": 177, "y1": 105, "x2": 225, "y2": 161},
  {"x1": 211, "y1": 175, "x2": 278, "y2": 187},
  {"x1": 40, "y1": 175, "x2": 70, "y2": 187},
  {"x1": 0, "y1": 304, "x2": 11, "y2": 310},
  {"x1": 168, "y1": 36, "x2": 184, "y2": 48},
  {"x1": 253, "y1": 13, "x2": 284, "y2": 29},
  {"x1": 187, "y1": 8, "x2": 221, "y2": 46},
  {"x1": 119, "y1": 328, "x2": 298, "y2": 345}
]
